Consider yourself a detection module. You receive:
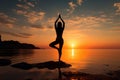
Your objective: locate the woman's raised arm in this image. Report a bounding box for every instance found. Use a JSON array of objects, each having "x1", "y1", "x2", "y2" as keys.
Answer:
[
  {"x1": 55, "y1": 15, "x2": 59, "y2": 29},
  {"x1": 59, "y1": 14, "x2": 65, "y2": 30}
]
